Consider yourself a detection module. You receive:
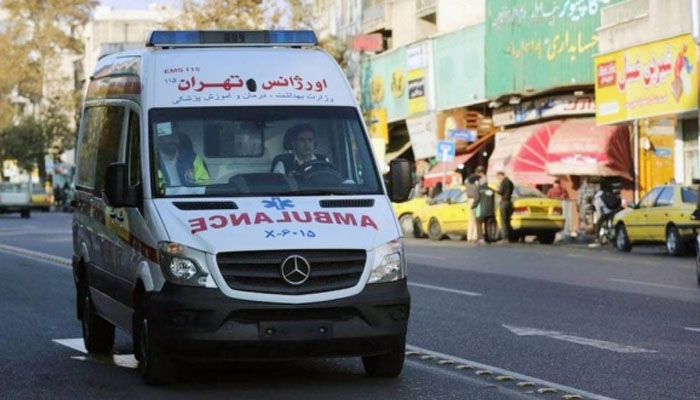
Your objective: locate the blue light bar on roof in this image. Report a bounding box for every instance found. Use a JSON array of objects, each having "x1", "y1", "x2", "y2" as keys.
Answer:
[{"x1": 146, "y1": 30, "x2": 318, "y2": 47}]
